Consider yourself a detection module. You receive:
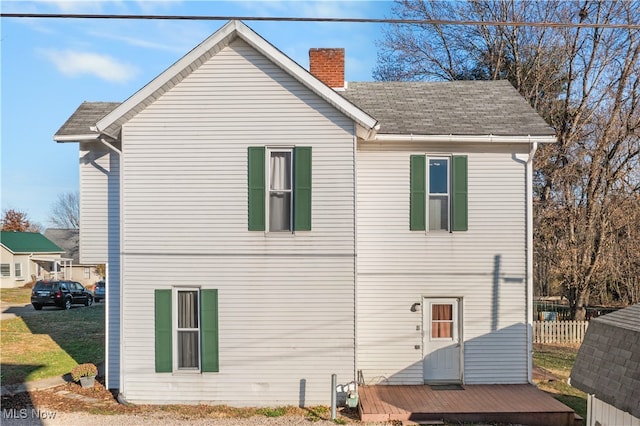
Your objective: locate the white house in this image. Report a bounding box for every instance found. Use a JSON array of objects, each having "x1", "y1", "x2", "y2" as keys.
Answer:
[{"x1": 54, "y1": 20, "x2": 555, "y2": 406}]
